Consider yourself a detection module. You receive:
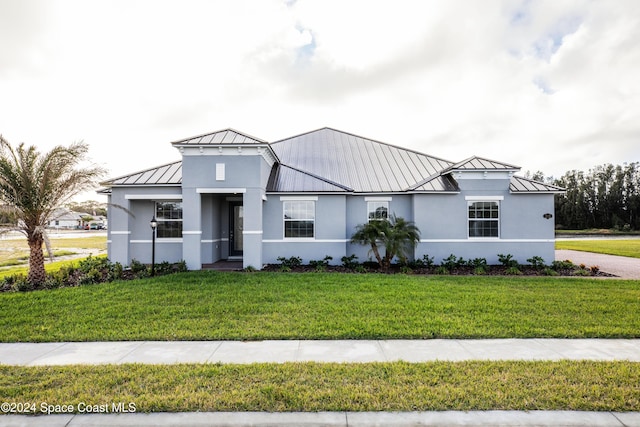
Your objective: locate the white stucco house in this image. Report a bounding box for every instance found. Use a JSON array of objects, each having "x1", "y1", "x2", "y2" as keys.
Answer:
[{"x1": 101, "y1": 127, "x2": 564, "y2": 270}]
